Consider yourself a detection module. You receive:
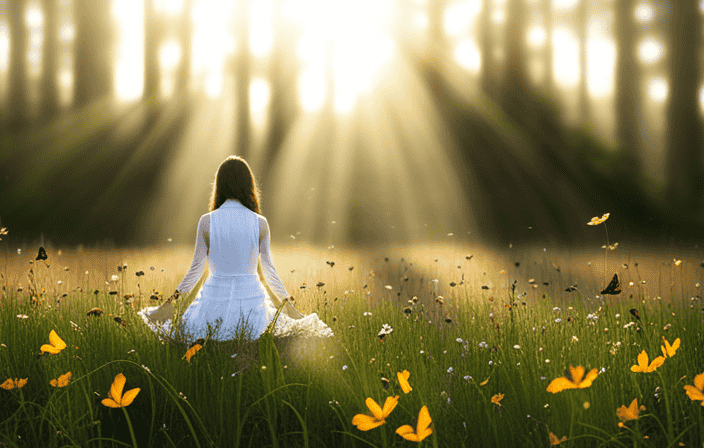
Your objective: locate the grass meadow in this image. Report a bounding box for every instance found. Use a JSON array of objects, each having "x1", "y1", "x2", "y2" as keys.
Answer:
[{"x1": 1, "y1": 232, "x2": 704, "y2": 447}]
